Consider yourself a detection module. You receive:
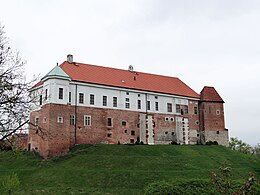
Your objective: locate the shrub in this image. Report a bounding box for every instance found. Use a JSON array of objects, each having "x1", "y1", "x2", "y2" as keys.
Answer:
[
  {"x1": 206, "y1": 141, "x2": 218, "y2": 145},
  {"x1": 170, "y1": 141, "x2": 180, "y2": 145}
]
